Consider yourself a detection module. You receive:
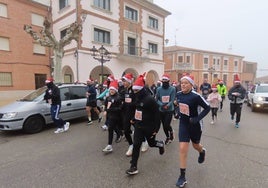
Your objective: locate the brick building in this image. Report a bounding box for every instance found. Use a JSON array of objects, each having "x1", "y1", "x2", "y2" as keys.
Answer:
[
  {"x1": 164, "y1": 45, "x2": 257, "y2": 89},
  {"x1": 0, "y1": 0, "x2": 50, "y2": 90}
]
